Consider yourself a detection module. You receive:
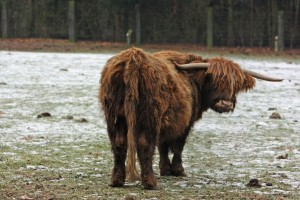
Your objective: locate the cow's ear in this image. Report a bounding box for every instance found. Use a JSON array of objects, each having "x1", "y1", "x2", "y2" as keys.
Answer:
[{"x1": 242, "y1": 74, "x2": 256, "y2": 91}]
